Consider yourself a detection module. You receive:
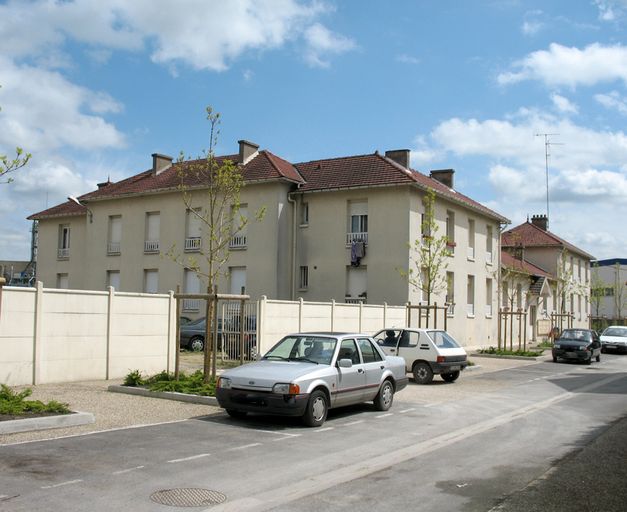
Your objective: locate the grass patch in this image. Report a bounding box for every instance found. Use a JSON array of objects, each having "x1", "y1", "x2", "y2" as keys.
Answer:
[
  {"x1": 535, "y1": 340, "x2": 554, "y2": 349},
  {"x1": 477, "y1": 347, "x2": 544, "y2": 357},
  {"x1": 123, "y1": 370, "x2": 217, "y2": 396},
  {"x1": 0, "y1": 384, "x2": 71, "y2": 416}
]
